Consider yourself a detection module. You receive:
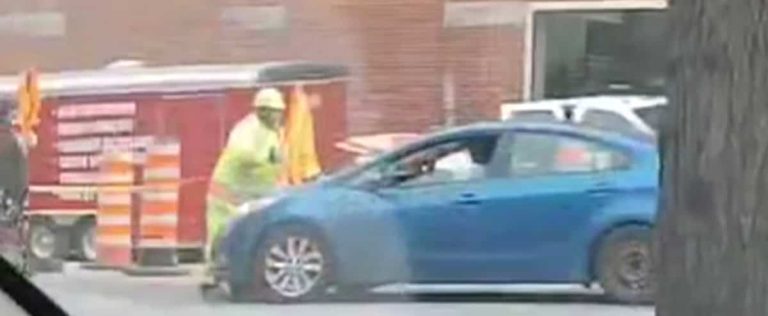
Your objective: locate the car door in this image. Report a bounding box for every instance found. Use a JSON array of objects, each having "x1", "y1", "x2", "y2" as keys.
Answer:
[
  {"x1": 460, "y1": 131, "x2": 633, "y2": 282},
  {"x1": 373, "y1": 132, "x2": 504, "y2": 282}
]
